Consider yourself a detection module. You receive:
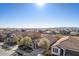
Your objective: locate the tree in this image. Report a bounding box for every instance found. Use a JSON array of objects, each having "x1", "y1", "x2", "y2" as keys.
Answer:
[
  {"x1": 38, "y1": 37, "x2": 50, "y2": 55},
  {"x1": 3, "y1": 34, "x2": 17, "y2": 47},
  {"x1": 17, "y1": 36, "x2": 32, "y2": 46},
  {"x1": 16, "y1": 35, "x2": 24, "y2": 45},
  {"x1": 38, "y1": 37, "x2": 50, "y2": 50},
  {"x1": 23, "y1": 36, "x2": 32, "y2": 46}
]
